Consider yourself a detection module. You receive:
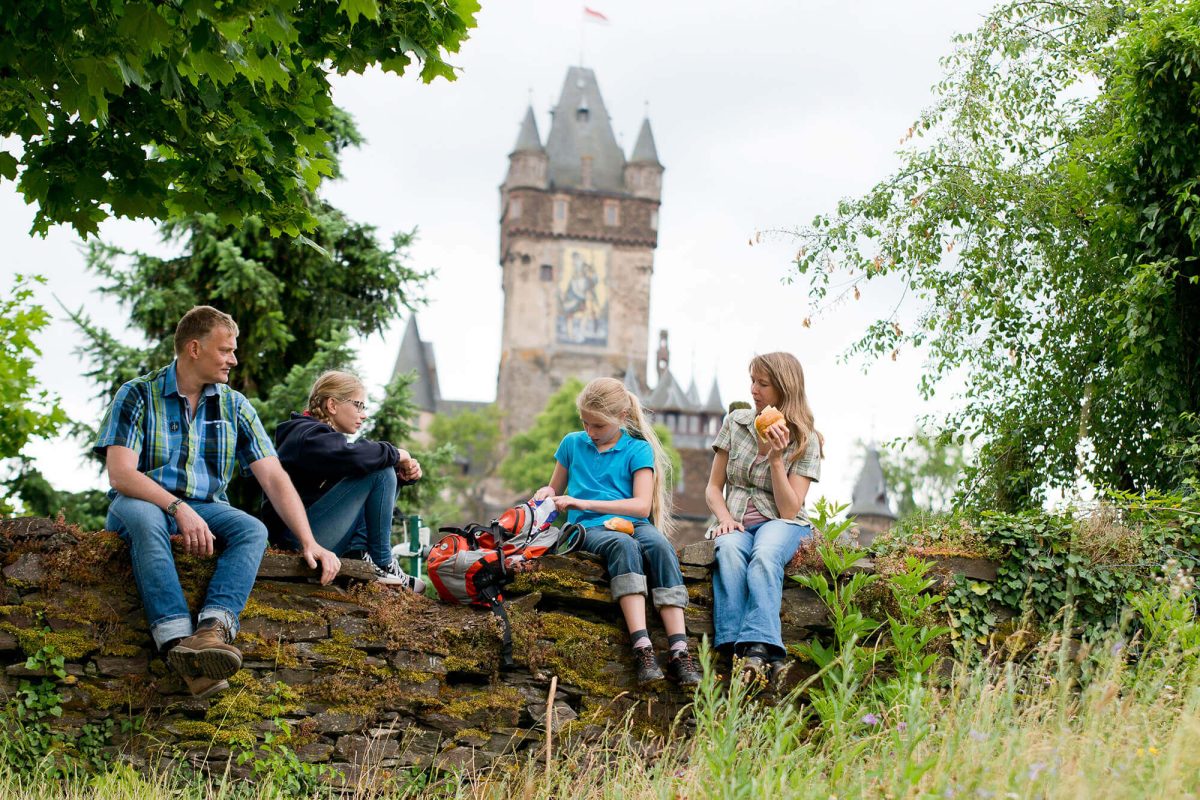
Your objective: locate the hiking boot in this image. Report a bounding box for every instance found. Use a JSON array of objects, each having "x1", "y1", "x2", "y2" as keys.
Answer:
[
  {"x1": 632, "y1": 645, "x2": 664, "y2": 684},
  {"x1": 364, "y1": 553, "x2": 426, "y2": 593},
  {"x1": 667, "y1": 650, "x2": 703, "y2": 686},
  {"x1": 736, "y1": 643, "x2": 769, "y2": 688},
  {"x1": 769, "y1": 658, "x2": 793, "y2": 691},
  {"x1": 182, "y1": 674, "x2": 230, "y2": 699},
  {"x1": 167, "y1": 619, "x2": 242, "y2": 681}
]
